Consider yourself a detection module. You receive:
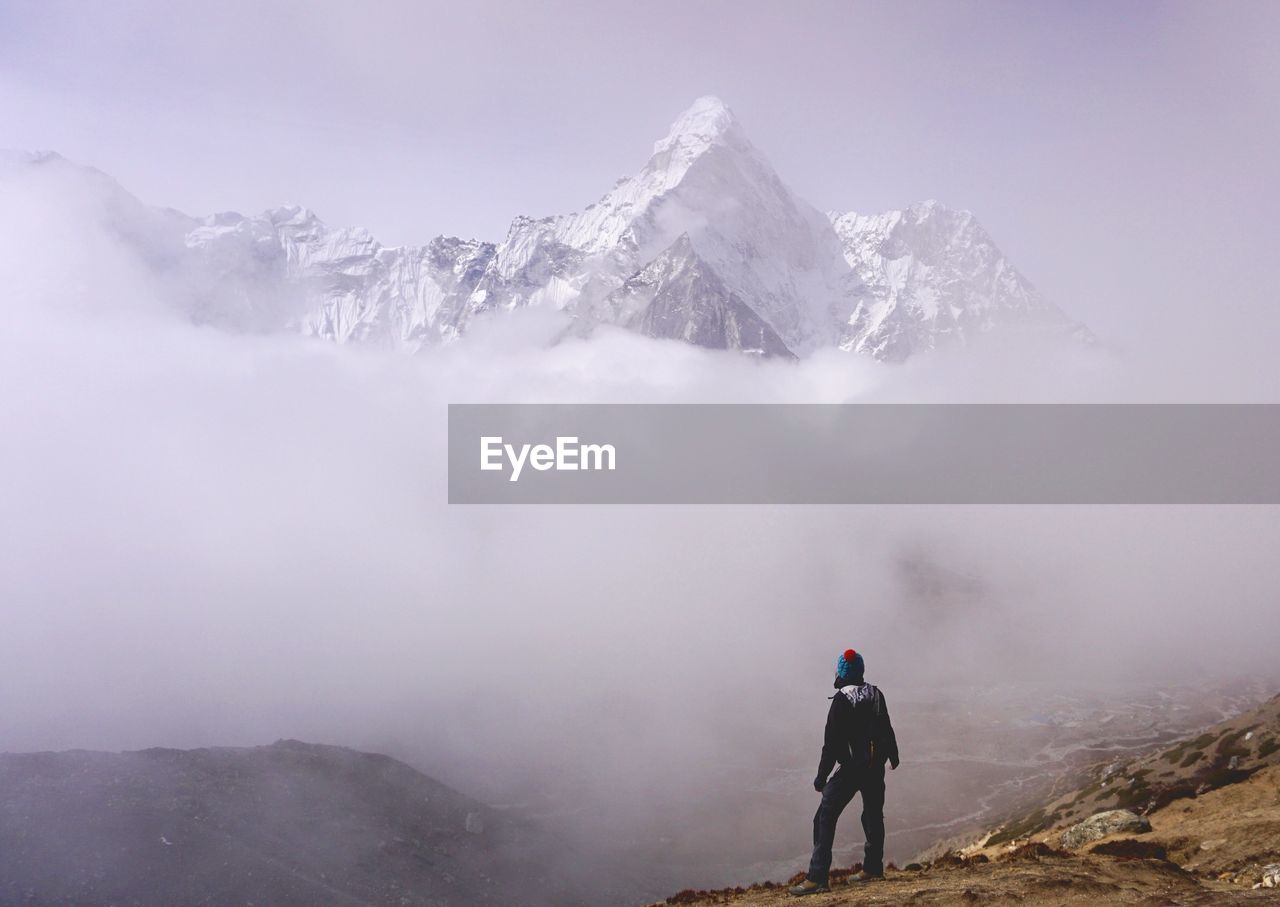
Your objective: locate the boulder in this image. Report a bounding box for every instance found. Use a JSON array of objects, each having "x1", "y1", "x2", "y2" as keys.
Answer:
[
  {"x1": 1060, "y1": 809, "x2": 1152, "y2": 849},
  {"x1": 1262, "y1": 863, "x2": 1280, "y2": 888}
]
